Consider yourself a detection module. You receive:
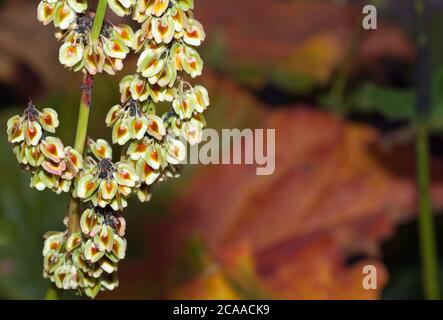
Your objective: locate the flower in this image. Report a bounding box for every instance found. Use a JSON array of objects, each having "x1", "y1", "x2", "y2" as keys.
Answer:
[
  {"x1": 108, "y1": 0, "x2": 136, "y2": 17},
  {"x1": 183, "y1": 18, "x2": 205, "y2": 46},
  {"x1": 88, "y1": 138, "x2": 113, "y2": 160}
]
